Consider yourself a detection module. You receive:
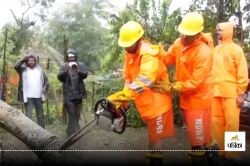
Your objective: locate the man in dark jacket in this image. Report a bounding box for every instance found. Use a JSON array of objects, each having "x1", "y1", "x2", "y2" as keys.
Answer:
[
  {"x1": 14, "y1": 55, "x2": 49, "y2": 128},
  {"x1": 57, "y1": 48, "x2": 88, "y2": 137}
]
